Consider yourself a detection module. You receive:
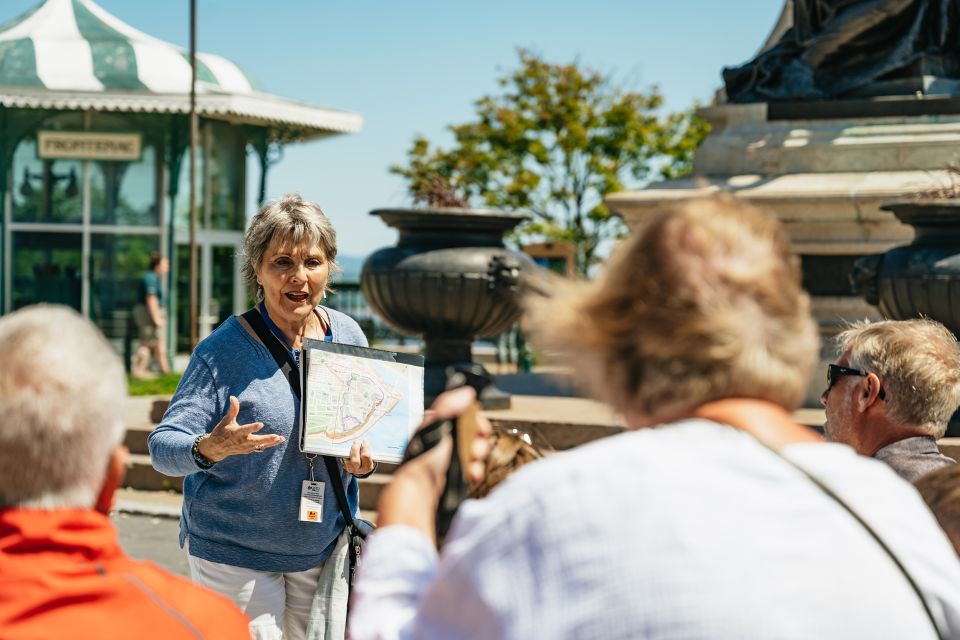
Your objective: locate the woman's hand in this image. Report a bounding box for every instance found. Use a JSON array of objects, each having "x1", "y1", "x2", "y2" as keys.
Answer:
[
  {"x1": 198, "y1": 395, "x2": 285, "y2": 462},
  {"x1": 376, "y1": 386, "x2": 492, "y2": 541},
  {"x1": 342, "y1": 440, "x2": 375, "y2": 476}
]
